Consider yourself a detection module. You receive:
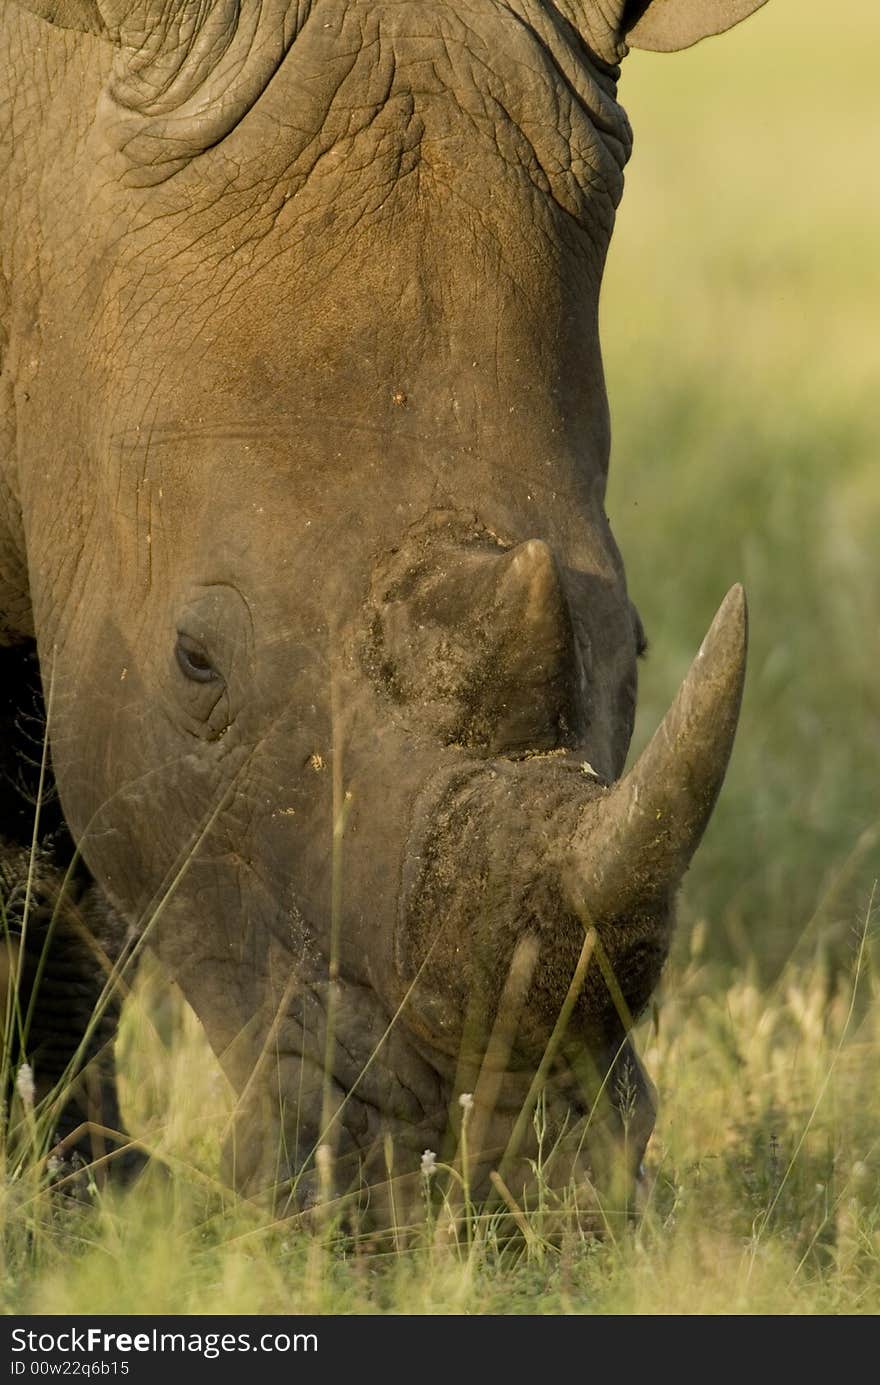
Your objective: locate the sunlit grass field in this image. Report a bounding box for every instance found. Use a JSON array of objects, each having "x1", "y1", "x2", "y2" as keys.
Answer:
[{"x1": 3, "y1": 0, "x2": 878, "y2": 1314}]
